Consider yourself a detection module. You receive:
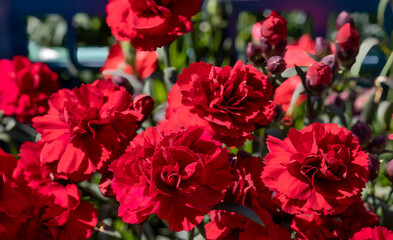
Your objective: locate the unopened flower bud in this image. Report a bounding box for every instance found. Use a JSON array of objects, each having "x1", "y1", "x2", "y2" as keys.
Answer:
[
  {"x1": 335, "y1": 23, "x2": 360, "y2": 67},
  {"x1": 314, "y1": 37, "x2": 330, "y2": 58},
  {"x1": 267, "y1": 56, "x2": 286, "y2": 74},
  {"x1": 367, "y1": 134, "x2": 387, "y2": 154},
  {"x1": 305, "y1": 62, "x2": 332, "y2": 95},
  {"x1": 368, "y1": 154, "x2": 380, "y2": 181},
  {"x1": 247, "y1": 42, "x2": 264, "y2": 66},
  {"x1": 261, "y1": 11, "x2": 287, "y2": 46},
  {"x1": 321, "y1": 54, "x2": 339, "y2": 75},
  {"x1": 351, "y1": 121, "x2": 371, "y2": 146},
  {"x1": 336, "y1": 11, "x2": 354, "y2": 30}
]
